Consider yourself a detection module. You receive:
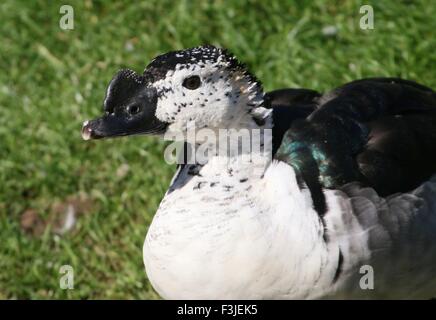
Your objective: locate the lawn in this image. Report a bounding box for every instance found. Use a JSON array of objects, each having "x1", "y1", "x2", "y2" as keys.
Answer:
[{"x1": 0, "y1": 0, "x2": 435, "y2": 299}]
